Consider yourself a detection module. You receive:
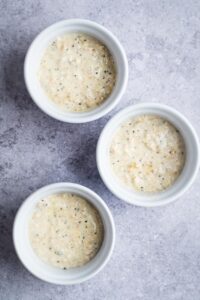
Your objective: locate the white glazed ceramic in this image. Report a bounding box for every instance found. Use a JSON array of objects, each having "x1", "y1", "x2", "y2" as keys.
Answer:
[
  {"x1": 13, "y1": 183, "x2": 115, "y2": 284},
  {"x1": 24, "y1": 19, "x2": 128, "y2": 123},
  {"x1": 96, "y1": 103, "x2": 200, "y2": 207}
]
